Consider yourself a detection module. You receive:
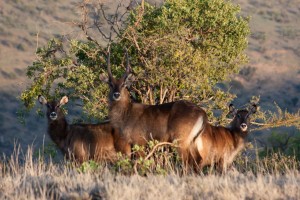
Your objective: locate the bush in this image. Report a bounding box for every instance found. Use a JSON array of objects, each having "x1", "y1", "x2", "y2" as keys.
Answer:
[{"x1": 20, "y1": 0, "x2": 250, "y2": 122}]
